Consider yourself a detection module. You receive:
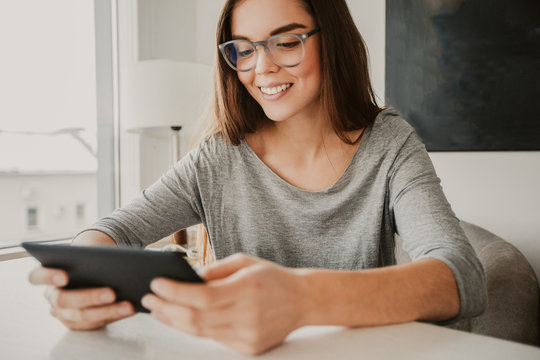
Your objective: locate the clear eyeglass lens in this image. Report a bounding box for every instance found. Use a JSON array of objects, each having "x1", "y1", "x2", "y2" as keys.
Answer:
[
  {"x1": 268, "y1": 35, "x2": 303, "y2": 66},
  {"x1": 231, "y1": 41, "x2": 256, "y2": 70},
  {"x1": 224, "y1": 35, "x2": 304, "y2": 71}
]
